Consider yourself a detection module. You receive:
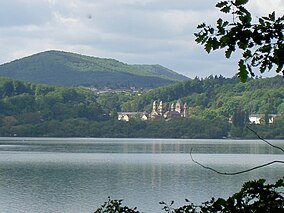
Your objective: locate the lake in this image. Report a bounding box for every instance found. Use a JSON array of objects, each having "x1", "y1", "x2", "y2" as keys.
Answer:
[{"x1": 0, "y1": 138, "x2": 283, "y2": 213}]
